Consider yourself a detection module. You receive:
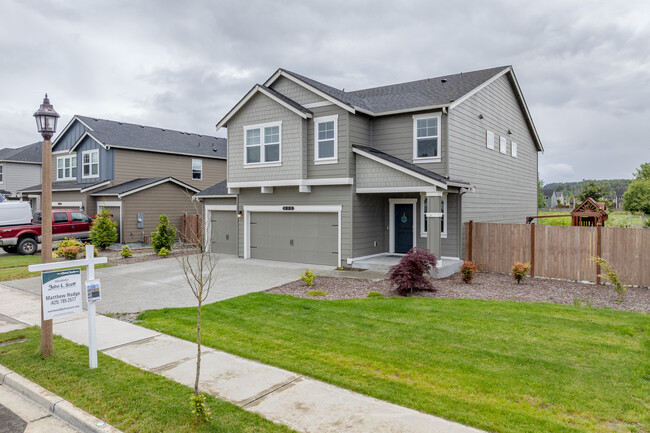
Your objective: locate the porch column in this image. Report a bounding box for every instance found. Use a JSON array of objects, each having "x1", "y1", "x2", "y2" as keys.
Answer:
[{"x1": 426, "y1": 192, "x2": 442, "y2": 267}]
